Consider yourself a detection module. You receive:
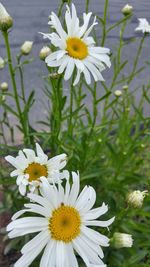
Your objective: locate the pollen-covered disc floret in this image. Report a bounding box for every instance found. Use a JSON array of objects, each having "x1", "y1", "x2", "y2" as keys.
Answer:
[
  {"x1": 66, "y1": 37, "x2": 88, "y2": 59},
  {"x1": 49, "y1": 204, "x2": 81, "y2": 242},
  {"x1": 41, "y1": 3, "x2": 111, "y2": 85},
  {"x1": 5, "y1": 143, "x2": 67, "y2": 195},
  {"x1": 7, "y1": 172, "x2": 114, "y2": 267}
]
